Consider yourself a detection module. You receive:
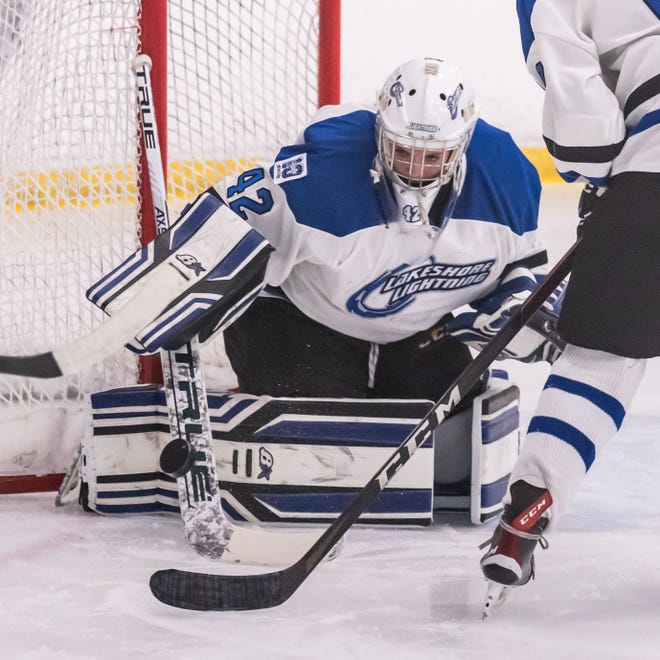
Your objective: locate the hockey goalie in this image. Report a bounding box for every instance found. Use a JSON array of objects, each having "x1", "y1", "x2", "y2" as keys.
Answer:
[{"x1": 66, "y1": 57, "x2": 568, "y2": 531}]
